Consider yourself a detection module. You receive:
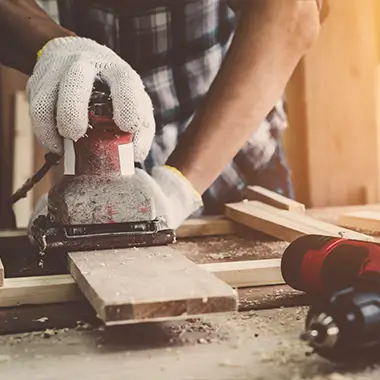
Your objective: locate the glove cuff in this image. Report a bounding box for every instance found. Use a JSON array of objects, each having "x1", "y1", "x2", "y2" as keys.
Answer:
[
  {"x1": 36, "y1": 36, "x2": 101, "y2": 60},
  {"x1": 164, "y1": 165, "x2": 203, "y2": 204},
  {"x1": 151, "y1": 165, "x2": 203, "y2": 228}
]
